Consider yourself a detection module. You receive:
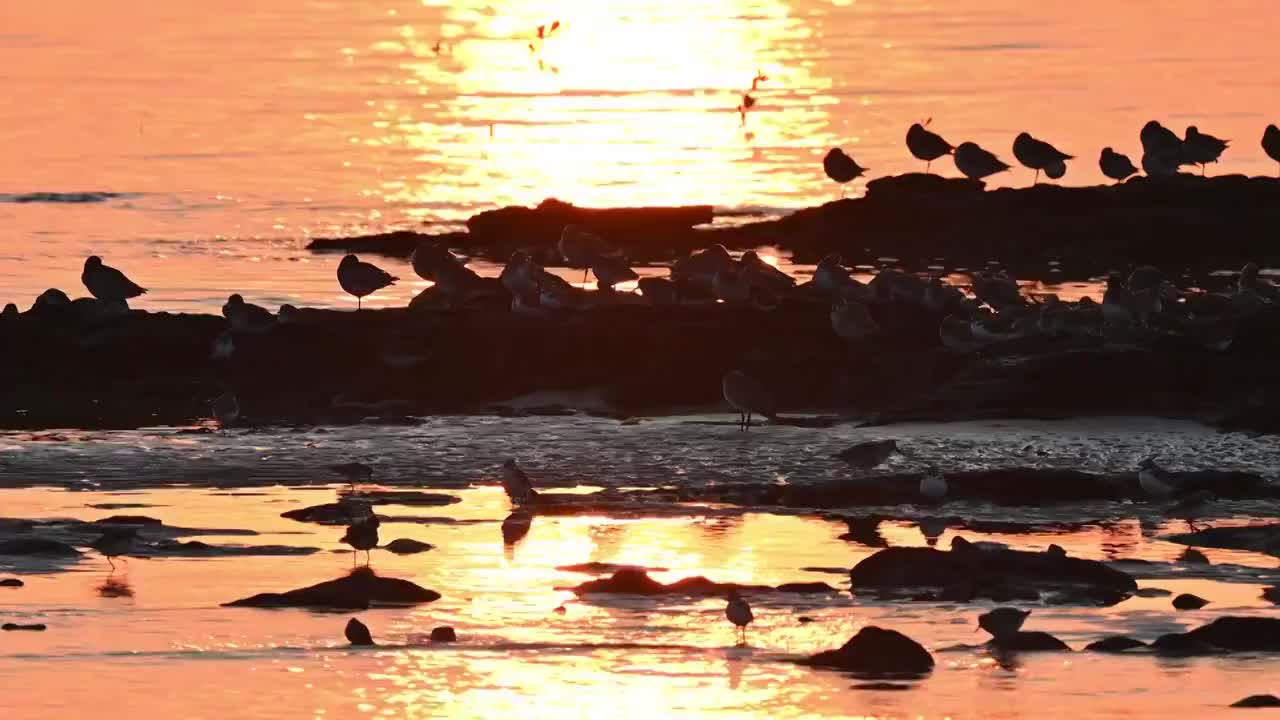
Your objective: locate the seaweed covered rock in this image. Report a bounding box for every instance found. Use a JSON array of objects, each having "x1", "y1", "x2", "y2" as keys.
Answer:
[
  {"x1": 799, "y1": 626, "x2": 934, "y2": 676},
  {"x1": 1085, "y1": 636, "x2": 1147, "y2": 653},
  {"x1": 1153, "y1": 616, "x2": 1280, "y2": 655},
  {"x1": 223, "y1": 568, "x2": 440, "y2": 610},
  {"x1": 849, "y1": 541, "x2": 1136, "y2": 604},
  {"x1": 1165, "y1": 524, "x2": 1280, "y2": 557},
  {"x1": 989, "y1": 631, "x2": 1071, "y2": 652}
]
